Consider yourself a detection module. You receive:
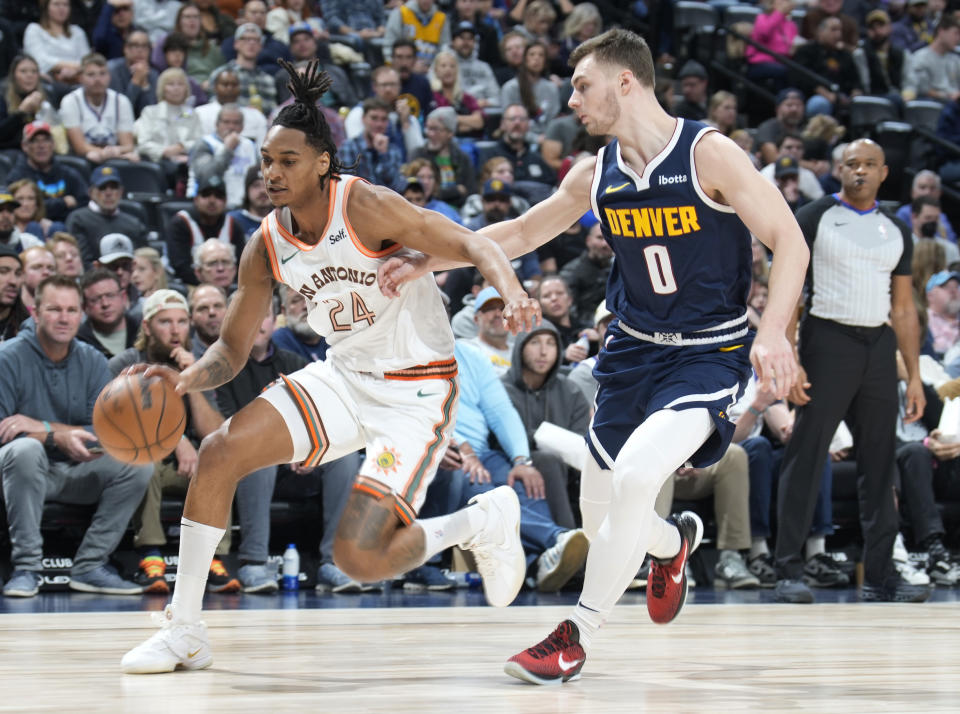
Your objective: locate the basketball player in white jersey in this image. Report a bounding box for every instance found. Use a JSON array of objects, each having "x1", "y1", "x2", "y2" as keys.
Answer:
[
  {"x1": 380, "y1": 30, "x2": 810, "y2": 684},
  {"x1": 120, "y1": 61, "x2": 542, "y2": 674}
]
